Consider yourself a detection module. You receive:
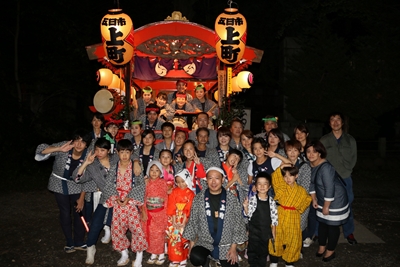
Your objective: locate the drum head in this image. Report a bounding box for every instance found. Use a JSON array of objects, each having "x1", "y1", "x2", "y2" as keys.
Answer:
[
  {"x1": 93, "y1": 89, "x2": 115, "y2": 113},
  {"x1": 171, "y1": 117, "x2": 188, "y2": 129}
]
